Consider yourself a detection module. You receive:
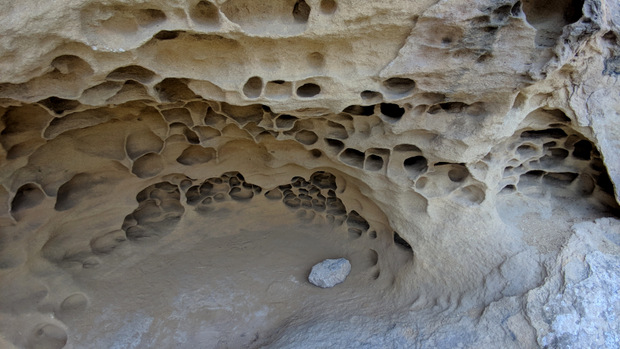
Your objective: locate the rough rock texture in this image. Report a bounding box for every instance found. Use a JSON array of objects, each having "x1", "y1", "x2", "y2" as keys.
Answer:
[
  {"x1": 0, "y1": 0, "x2": 619, "y2": 348},
  {"x1": 526, "y1": 218, "x2": 620, "y2": 348},
  {"x1": 308, "y1": 258, "x2": 351, "y2": 288}
]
